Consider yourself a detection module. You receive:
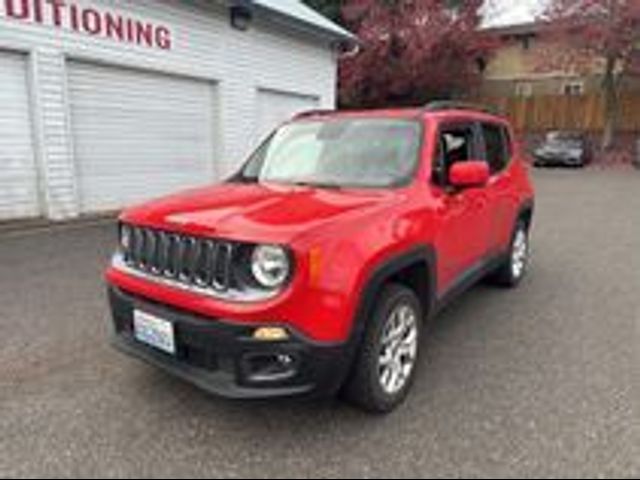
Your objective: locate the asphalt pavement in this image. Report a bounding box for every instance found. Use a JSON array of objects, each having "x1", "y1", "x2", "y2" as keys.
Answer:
[{"x1": 0, "y1": 169, "x2": 638, "y2": 478}]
